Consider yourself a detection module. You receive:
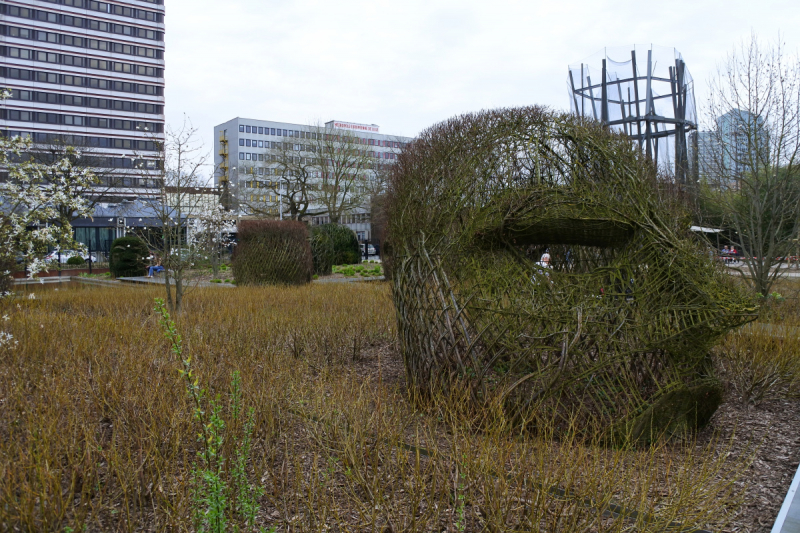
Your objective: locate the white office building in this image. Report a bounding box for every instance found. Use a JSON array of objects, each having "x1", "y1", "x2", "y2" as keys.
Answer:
[
  {"x1": 213, "y1": 117, "x2": 412, "y2": 242},
  {"x1": 0, "y1": 0, "x2": 166, "y2": 198}
]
